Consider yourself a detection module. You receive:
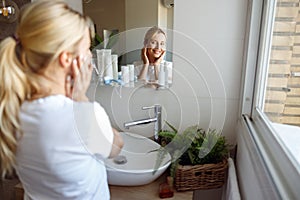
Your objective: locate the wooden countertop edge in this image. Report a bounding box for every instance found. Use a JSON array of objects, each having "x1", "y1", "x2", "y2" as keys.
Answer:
[
  {"x1": 109, "y1": 173, "x2": 193, "y2": 200},
  {"x1": 15, "y1": 173, "x2": 193, "y2": 200}
]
